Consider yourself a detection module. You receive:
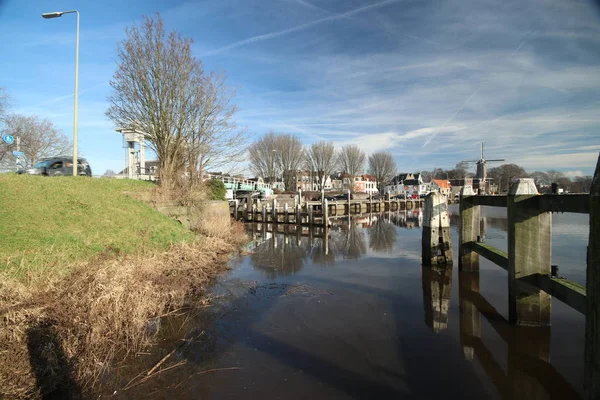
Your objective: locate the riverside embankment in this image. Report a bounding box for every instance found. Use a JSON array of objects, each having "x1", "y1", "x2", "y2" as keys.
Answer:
[{"x1": 0, "y1": 174, "x2": 246, "y2": 399}]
